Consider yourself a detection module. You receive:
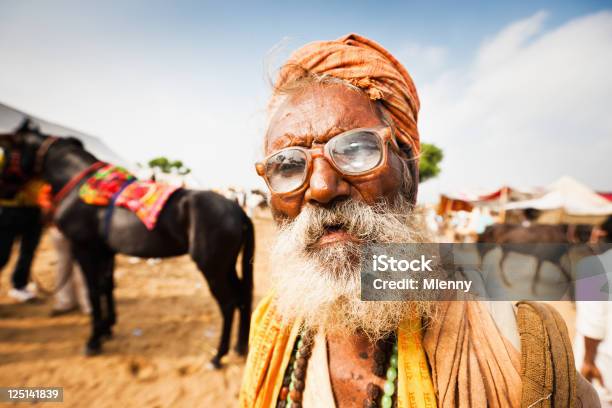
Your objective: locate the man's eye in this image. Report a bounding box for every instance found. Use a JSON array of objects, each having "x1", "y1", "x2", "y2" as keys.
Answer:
[{"x1": 279, "y1": 161, "x2": 304, "y2": 174}]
